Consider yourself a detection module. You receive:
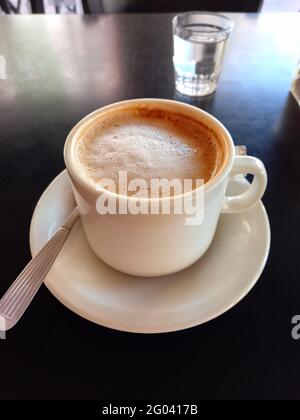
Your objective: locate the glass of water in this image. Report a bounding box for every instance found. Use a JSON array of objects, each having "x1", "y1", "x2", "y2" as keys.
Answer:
[
  {"x1": 291, "y1": 58, "x2": 300, "y2": 106},
  {"x1": 173, "y1": 12, "x2": 233, "y2": 97}
]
